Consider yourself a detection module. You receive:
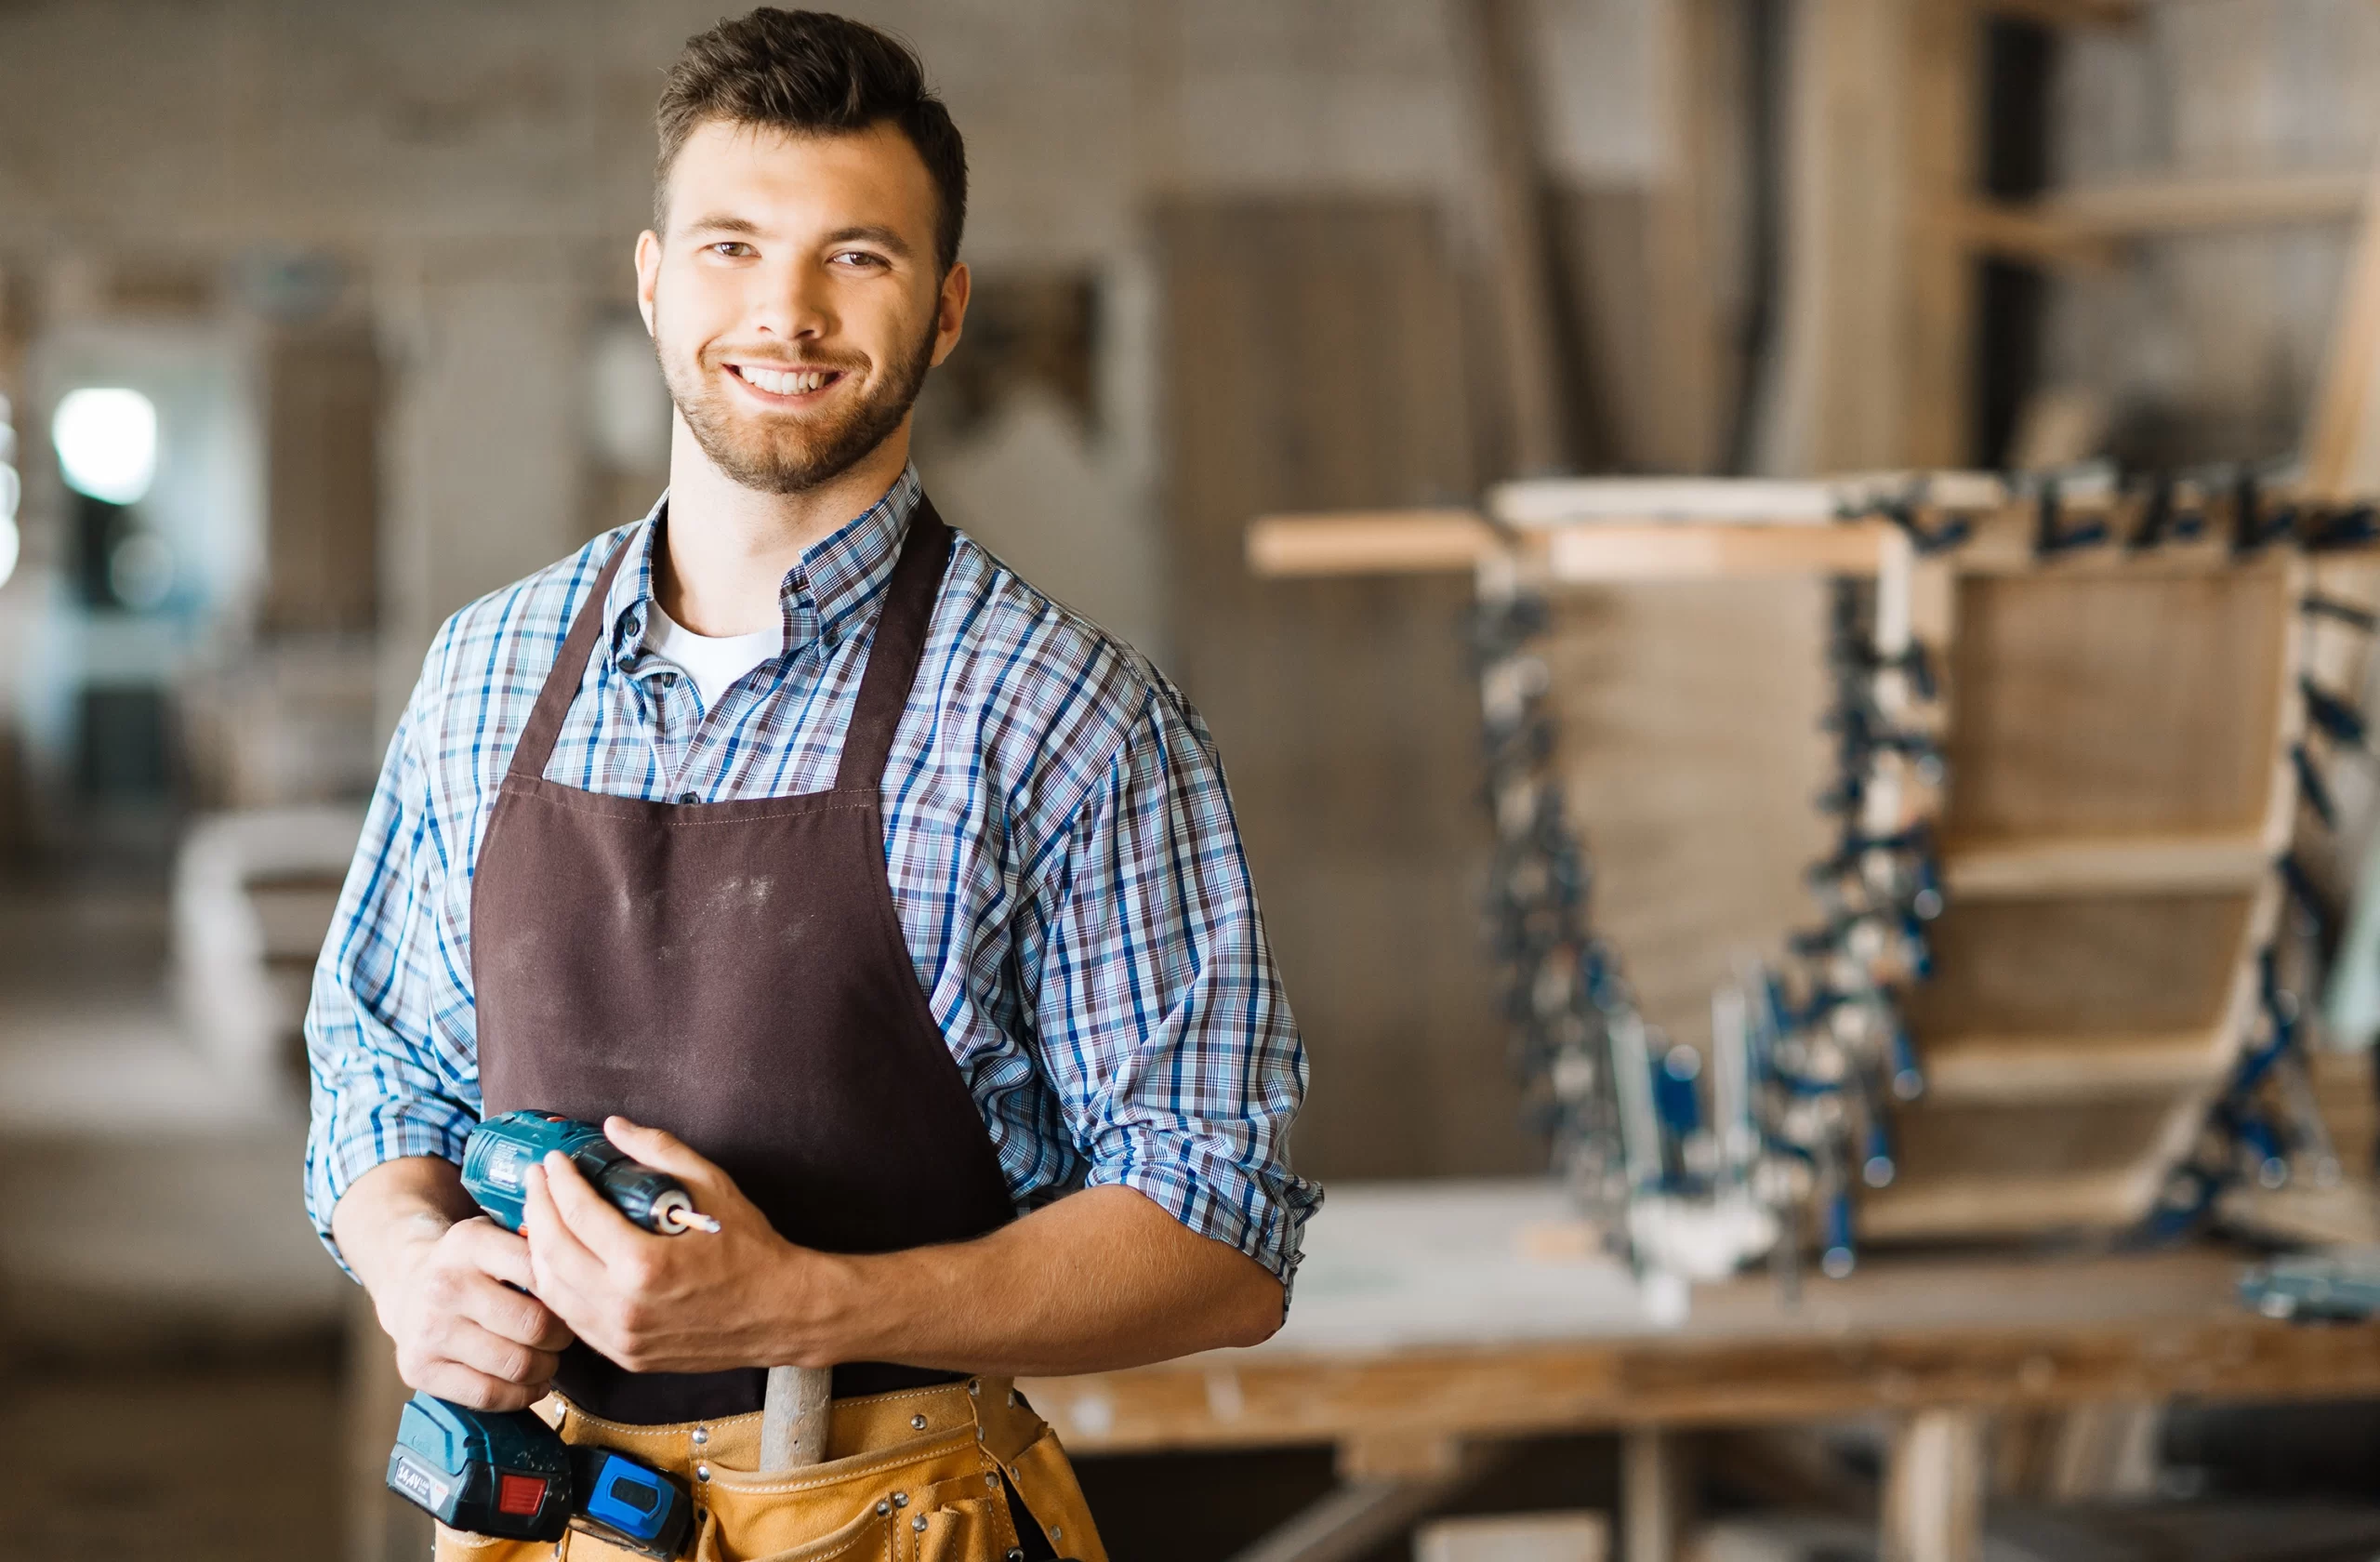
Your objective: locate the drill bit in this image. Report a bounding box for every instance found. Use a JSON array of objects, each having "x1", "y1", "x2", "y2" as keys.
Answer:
[{"x1": 669, "y1": 1209, "x2": 723, "y2": 1234}]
